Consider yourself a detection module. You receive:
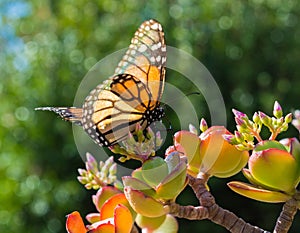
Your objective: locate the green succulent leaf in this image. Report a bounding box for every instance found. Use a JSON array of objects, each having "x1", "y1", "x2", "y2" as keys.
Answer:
[
  {"x1": 124, "y1": 187, "x2": 167, "y2": 218},
  {"x1": 250, "y1": 148, "x2": 298, "y2": 193},
  {"x1": 254, "y1": 140, "x2": 287, "y2": 152},
  {"x1": 156, "y1": 161, "x2": 187, "y2": 200},
  {"x1": 122, "y1": 176, "x2": 157, "y2": 198},
  {"x1": 142, "y1": 157, "x2": 169, "y2": 187},
  {"x1": 228, "y1": 181, "x2": 291, "y2": 203}
]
